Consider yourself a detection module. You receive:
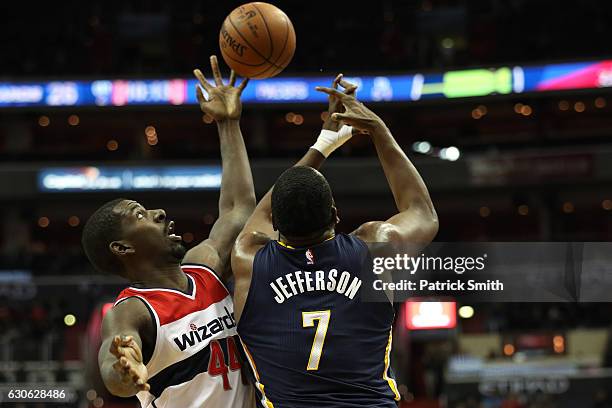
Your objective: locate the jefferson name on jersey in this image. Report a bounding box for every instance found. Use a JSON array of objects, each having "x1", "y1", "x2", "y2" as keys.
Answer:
[
  {"x1": 270, "y1": 268, "x2": 362, "y2": 304},
  {"x1": 173, "y1": 305, "x2": 236, "y2": 351}
]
